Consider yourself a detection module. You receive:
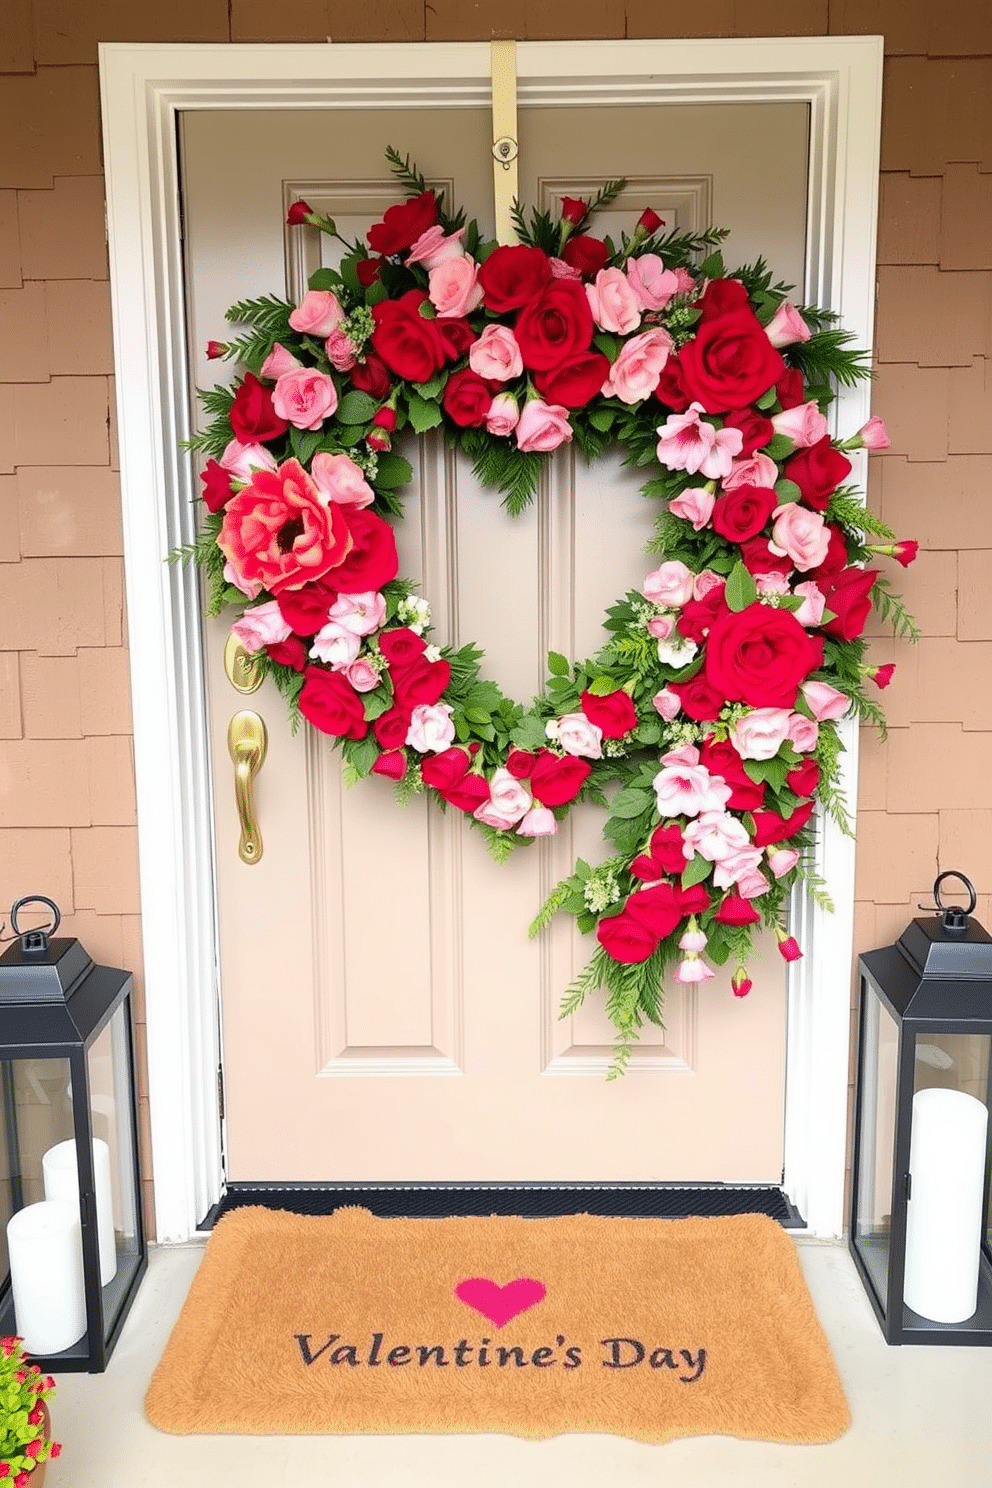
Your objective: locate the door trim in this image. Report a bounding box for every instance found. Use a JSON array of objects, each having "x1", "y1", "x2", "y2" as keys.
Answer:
[{"x1": 99, "y1": 36, "x2": 883, "y2": 1241}]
